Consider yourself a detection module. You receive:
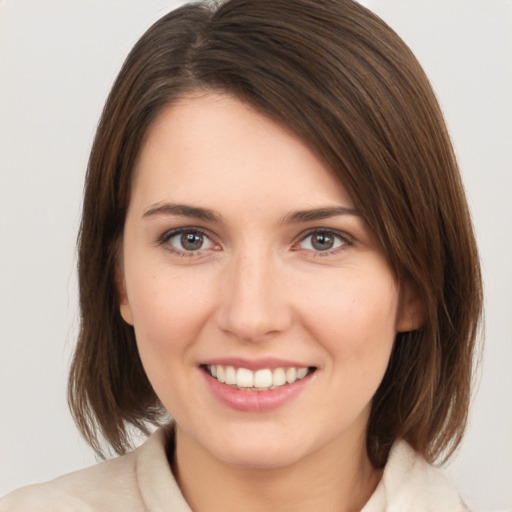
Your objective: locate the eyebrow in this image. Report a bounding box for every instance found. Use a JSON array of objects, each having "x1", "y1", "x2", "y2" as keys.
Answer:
[
  {"x1": 142, "y1": 203, "x2": 223, "y2": 222},
  {"x1": 142, "y1": 202, "x2": 360, "y2": 224},
  {"x1": 281, "y1": 206, "x2": 360, "y2": 224}
]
